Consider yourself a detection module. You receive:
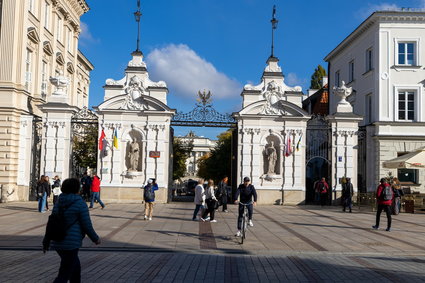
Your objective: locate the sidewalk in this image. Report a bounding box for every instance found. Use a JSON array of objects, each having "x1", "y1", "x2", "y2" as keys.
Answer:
[{"x1": 0, "y1": 202, "x2": 424, "y2": 282}]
